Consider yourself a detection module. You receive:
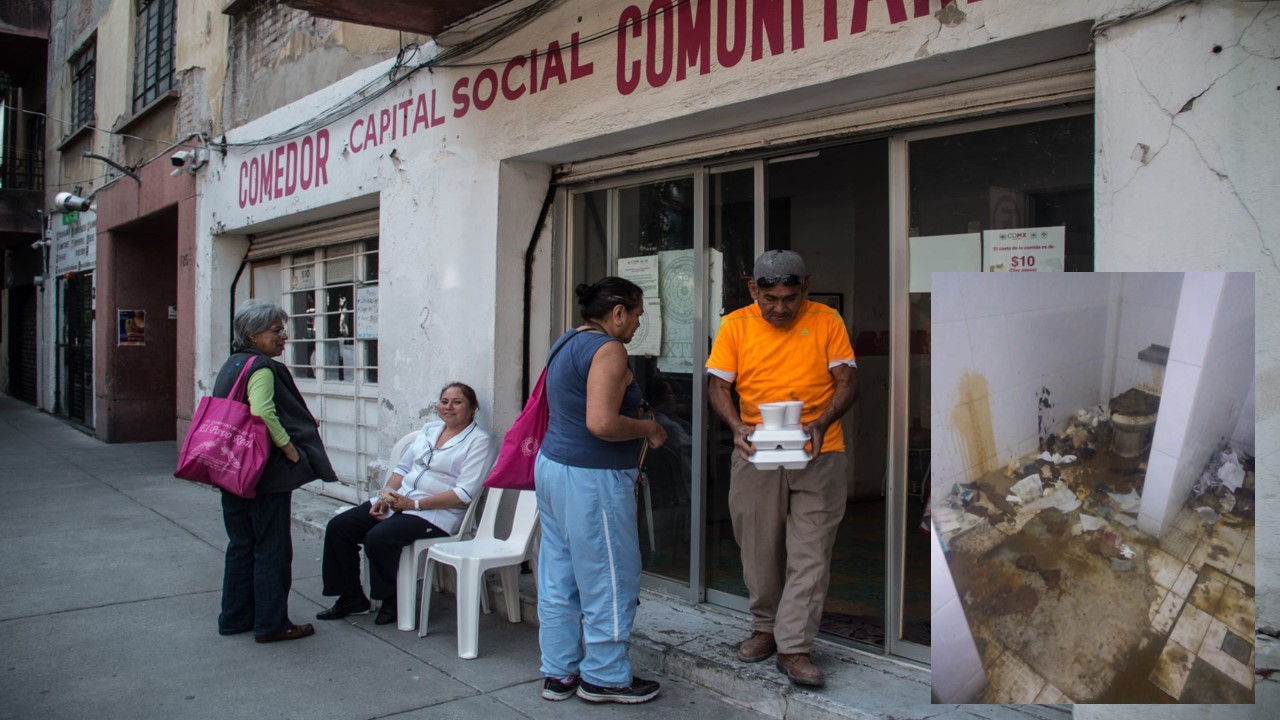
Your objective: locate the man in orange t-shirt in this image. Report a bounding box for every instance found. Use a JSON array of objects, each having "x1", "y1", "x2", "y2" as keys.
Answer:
[{"x1": 706, "y1": 250, "x2": 858, "y2": 688}]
